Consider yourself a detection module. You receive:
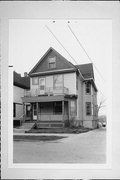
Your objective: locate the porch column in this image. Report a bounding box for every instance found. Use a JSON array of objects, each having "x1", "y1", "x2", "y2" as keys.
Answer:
[
  {"x1": 62, "y1": 101, "x2": 64, "y2": 121},
  {"x1": 37, "y1": 102, "x2": 39, "y2": 121}
]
